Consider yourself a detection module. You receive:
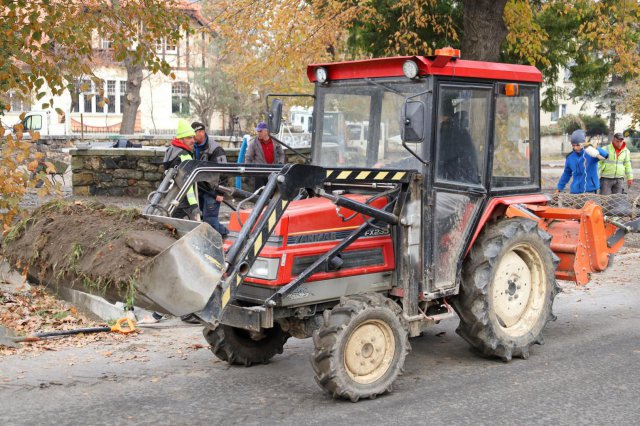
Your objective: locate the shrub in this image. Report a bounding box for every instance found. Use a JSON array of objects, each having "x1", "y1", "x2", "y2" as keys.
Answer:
[
  {"x1": 579, "y1": 114, "x2": 608, "y2": 137},
  {"x1": 557, "y1": 114, "x2": 584, "y2": 135}
]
